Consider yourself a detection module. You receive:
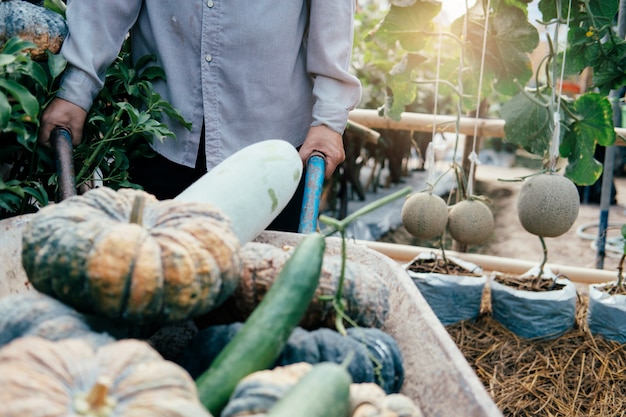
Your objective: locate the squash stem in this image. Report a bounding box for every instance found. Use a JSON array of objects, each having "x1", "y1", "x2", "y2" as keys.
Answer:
[
  {"x1": 86, "y1": 377, "x2": 111, "y2": 409},
  {"x1": 74, "y1": 376, "x2": 115, "y2": 416},
  {"x1": 130, "y1": 195, "x2": 146, "y2": 226}
]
